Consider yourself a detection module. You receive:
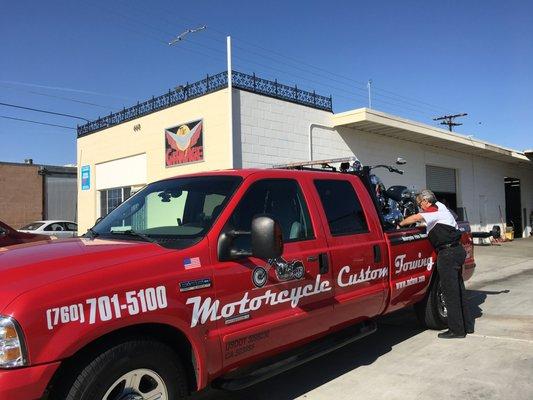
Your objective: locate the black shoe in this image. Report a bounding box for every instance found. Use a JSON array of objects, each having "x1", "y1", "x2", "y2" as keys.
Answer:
[
  {"x1": 466, "y1": 328, "x2": 474, "y2": 334},
  {"x1": 438, "y1": 330, "x2": 466, "y2": 339}
]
